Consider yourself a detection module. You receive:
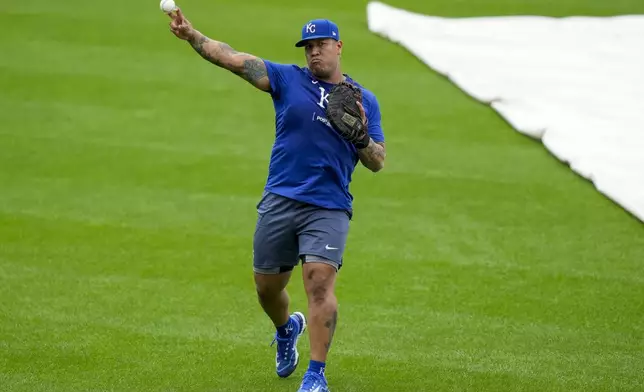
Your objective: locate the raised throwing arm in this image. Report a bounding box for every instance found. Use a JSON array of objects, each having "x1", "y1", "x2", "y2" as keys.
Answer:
[{"x1": 168, "y1": 9, "x2": 270, "y2": 92}]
